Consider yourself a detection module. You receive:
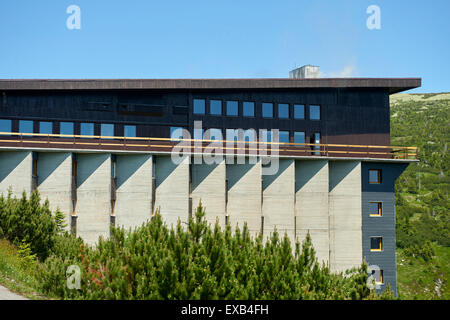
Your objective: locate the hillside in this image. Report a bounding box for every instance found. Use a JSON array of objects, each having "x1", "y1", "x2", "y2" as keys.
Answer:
[{"x1": 390, "y1": 92, "x2": 450, "y2": 299}]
